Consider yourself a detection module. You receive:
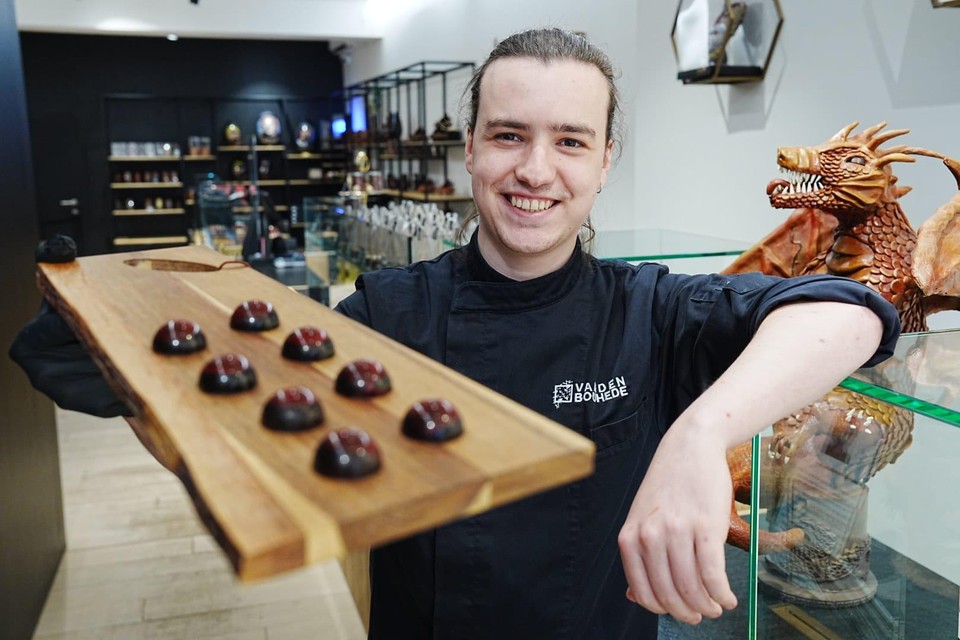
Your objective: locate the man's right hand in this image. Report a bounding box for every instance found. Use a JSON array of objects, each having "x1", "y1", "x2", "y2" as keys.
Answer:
[{"x1": 9, "y1": 300, "x2": 131, "y2": 418}]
